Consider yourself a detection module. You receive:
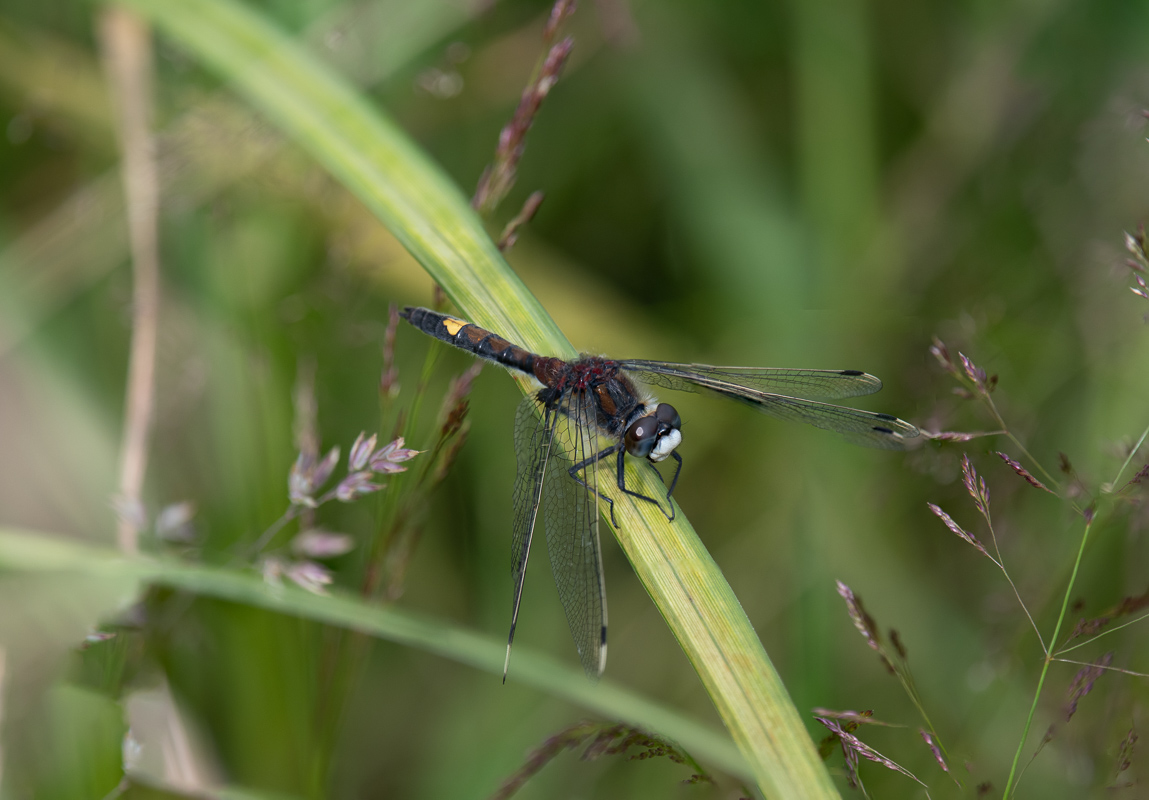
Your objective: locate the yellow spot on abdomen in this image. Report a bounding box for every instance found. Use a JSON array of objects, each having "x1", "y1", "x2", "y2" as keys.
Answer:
[{"x1": 442, "y1": 317, "x2": 467, "y2": 336}]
